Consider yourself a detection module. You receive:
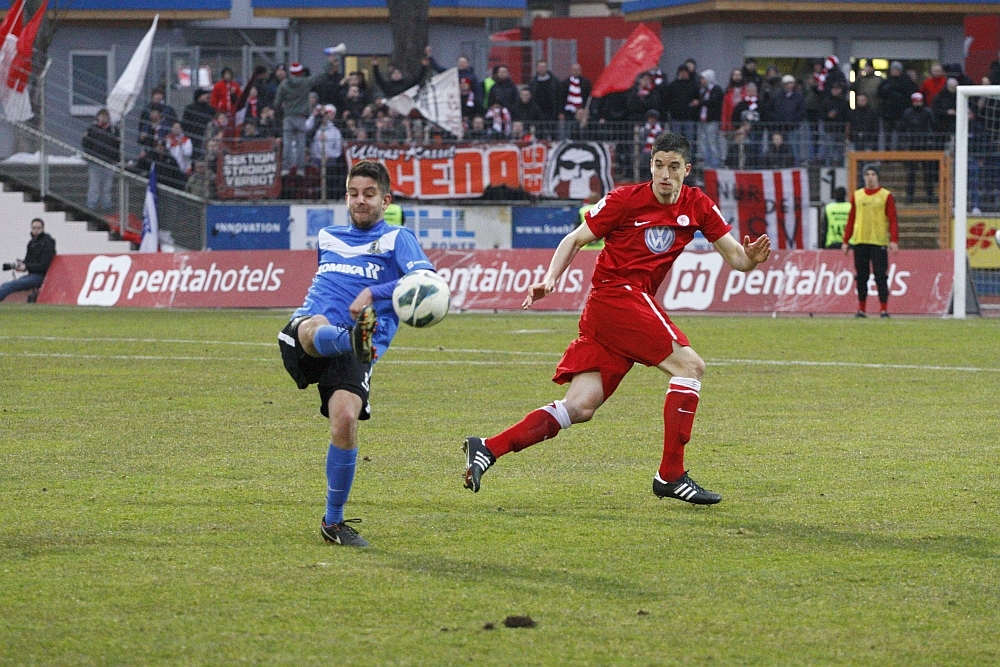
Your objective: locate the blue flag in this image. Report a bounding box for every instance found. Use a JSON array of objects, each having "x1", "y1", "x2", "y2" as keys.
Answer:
[{"x1": 139, "y1": 164, "x2": 159, "y2": 253}]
